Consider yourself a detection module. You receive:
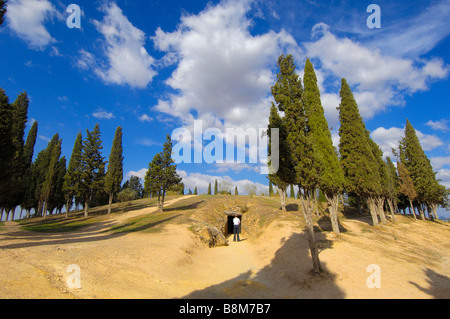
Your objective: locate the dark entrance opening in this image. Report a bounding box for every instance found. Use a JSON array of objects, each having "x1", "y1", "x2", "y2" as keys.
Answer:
[{"x1": 226, "y1": 214, "x2": 241, "y2": 235}]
